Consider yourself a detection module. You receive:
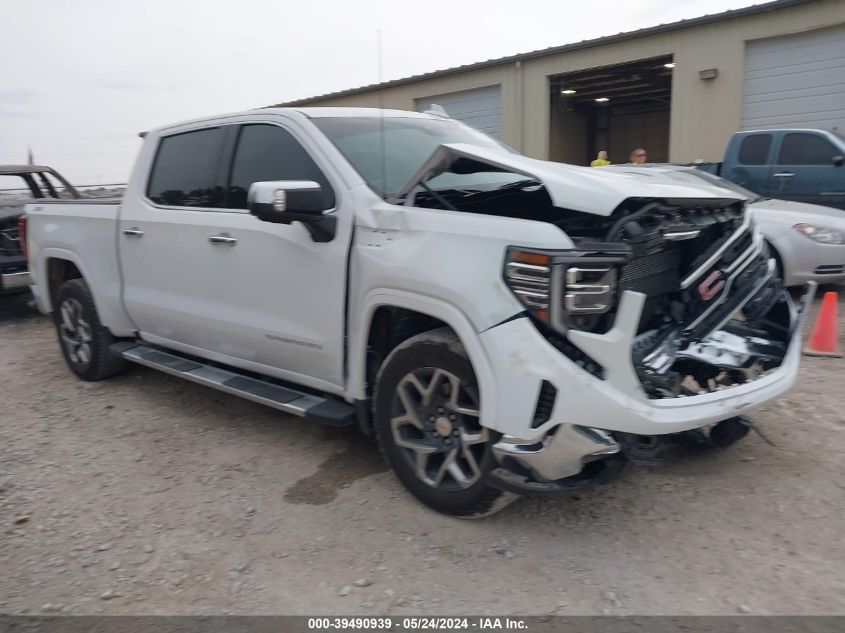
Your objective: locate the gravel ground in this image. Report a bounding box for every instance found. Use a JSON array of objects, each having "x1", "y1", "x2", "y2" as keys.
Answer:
[{"x1": 1, "y1": 288, "x2": 844, "y2": 616}]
